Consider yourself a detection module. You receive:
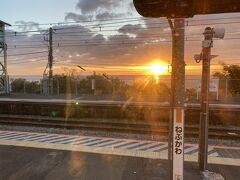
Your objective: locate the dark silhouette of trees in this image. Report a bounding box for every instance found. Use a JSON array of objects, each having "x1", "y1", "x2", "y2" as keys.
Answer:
[
  {"x1": 213, "y1": 64, "x2": 240, "y2": 96},
  {"x1": 11, "y1": 78, "x2": 40, "y2": 94},
  {"x1": 10, "y1": 74, "x2": 170, "y2": 101}
]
